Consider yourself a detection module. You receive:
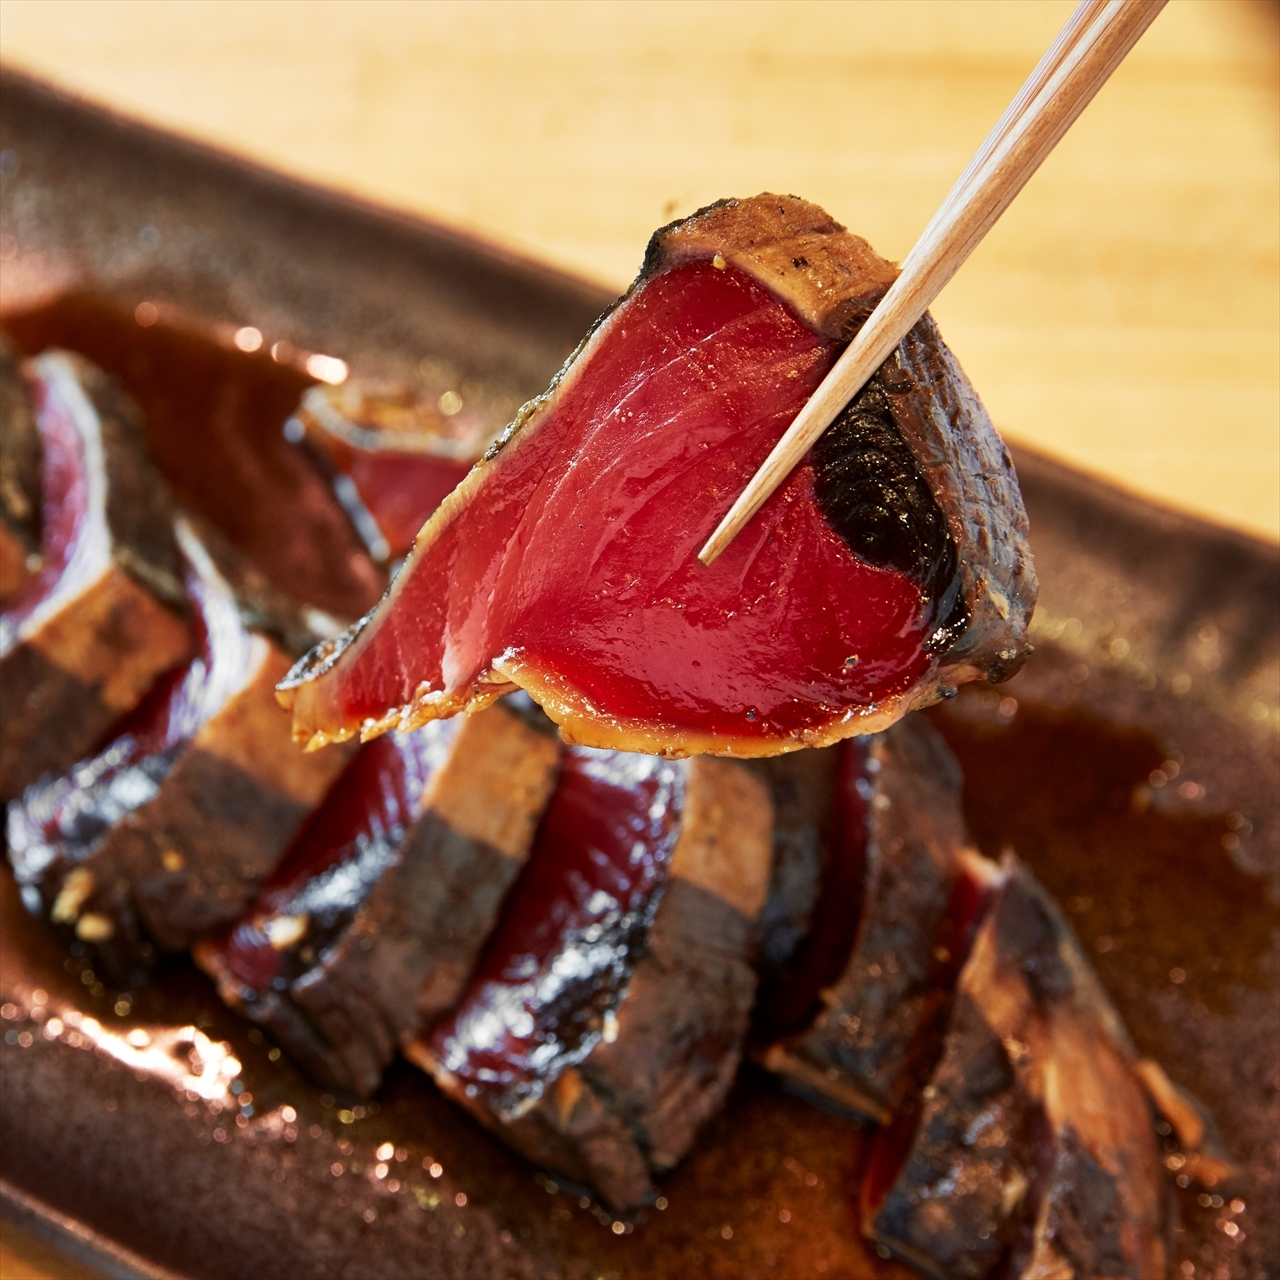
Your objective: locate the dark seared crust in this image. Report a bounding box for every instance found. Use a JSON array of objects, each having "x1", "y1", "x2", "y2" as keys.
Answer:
[
  {"x1": 0, "y1": 334, "x2": 41, "y2": 558},
  {"x1": 1015, "y1": 1124, "x2": 1164, "y2": 1280},
  {"x1": 45, "y1": 747, "x2": 318, "y2": 972},
  {"x1": 574, "y1": 759, "x2": 770, "y2": 1203},
  {"x1": 582, "y1": 877, "x2": 758, "y2": 1173},
  {"x1": 9, "y1": 746, "x2": 332, "y2": 985},
  {"x1": 643, "y1": 195, "x2": 898, "y2": 340},
  {"x1": 12, "y1": 646, "x2": 352, "y2": 983},
  {"x1": 193, "y1": 946, "x2": 371, "y2": 1097},
  {"x1": 233, "y1": 988, "x2": 354, "y2": 1093},
  {"x1": 439, "y1": 881, "x2": 760, "y2": 1214},
  {"x1": 121, "y1": 748, "x2": 321, "y2": 950},
  {"x1": 414, "y1": 757, "x2": 772, "y2": 1211},
  {"x1": 866, "y1": 858, "x2": 1168, "y2": 1279},
  {"x1": 814, "y1": 381, "x2": 967, "y2": 651},
  {"x1": 0, "y1": 563, "x2": 191, "y2": 804},
  {"x1": 868, "y1": 977, "x2": 1032, "y2": 1278},
  {"x1": 68, "y1": 354, "x2": 186, "y2": 612},
  {"x1": 649, "y1": 194, "x2": 1036, "y2": 689},
  {"x1": 990, "y1": 857, "x2": 1134, "y2": 1057},
  {"x1": 425, "y1": 1064, "x2": 653, "y2": 1214},
  {"x1": 0, "y1": 351, "x2": 191, "y2": 799},
  {"x1": 762, "y1": 715, "x2": 975, "y2": 1123},
  {"x1": 0, "y1": 644, "x2": 110, "y2": 801},
  {"x1": 296, "y1": 707, "x2": 558, "y2": 1095},
  {"x1": 7, "y1": 507, "x2": 353, "y2": 980},
  {"x1": 746, "y1": 746, "x2": 840, "y2": 973},
  {"x1": 882, "y1": 318, "x2": 1035, "y2": 683},
  {"x1": 289, "y1": 824, "x2": 528, "y2": 1097}
]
